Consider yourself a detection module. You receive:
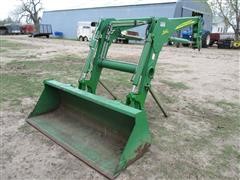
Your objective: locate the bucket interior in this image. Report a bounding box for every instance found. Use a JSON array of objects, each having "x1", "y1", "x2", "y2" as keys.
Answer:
[{"x1": 27, "y1": 86, "x2": 135, "y2": 177}]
